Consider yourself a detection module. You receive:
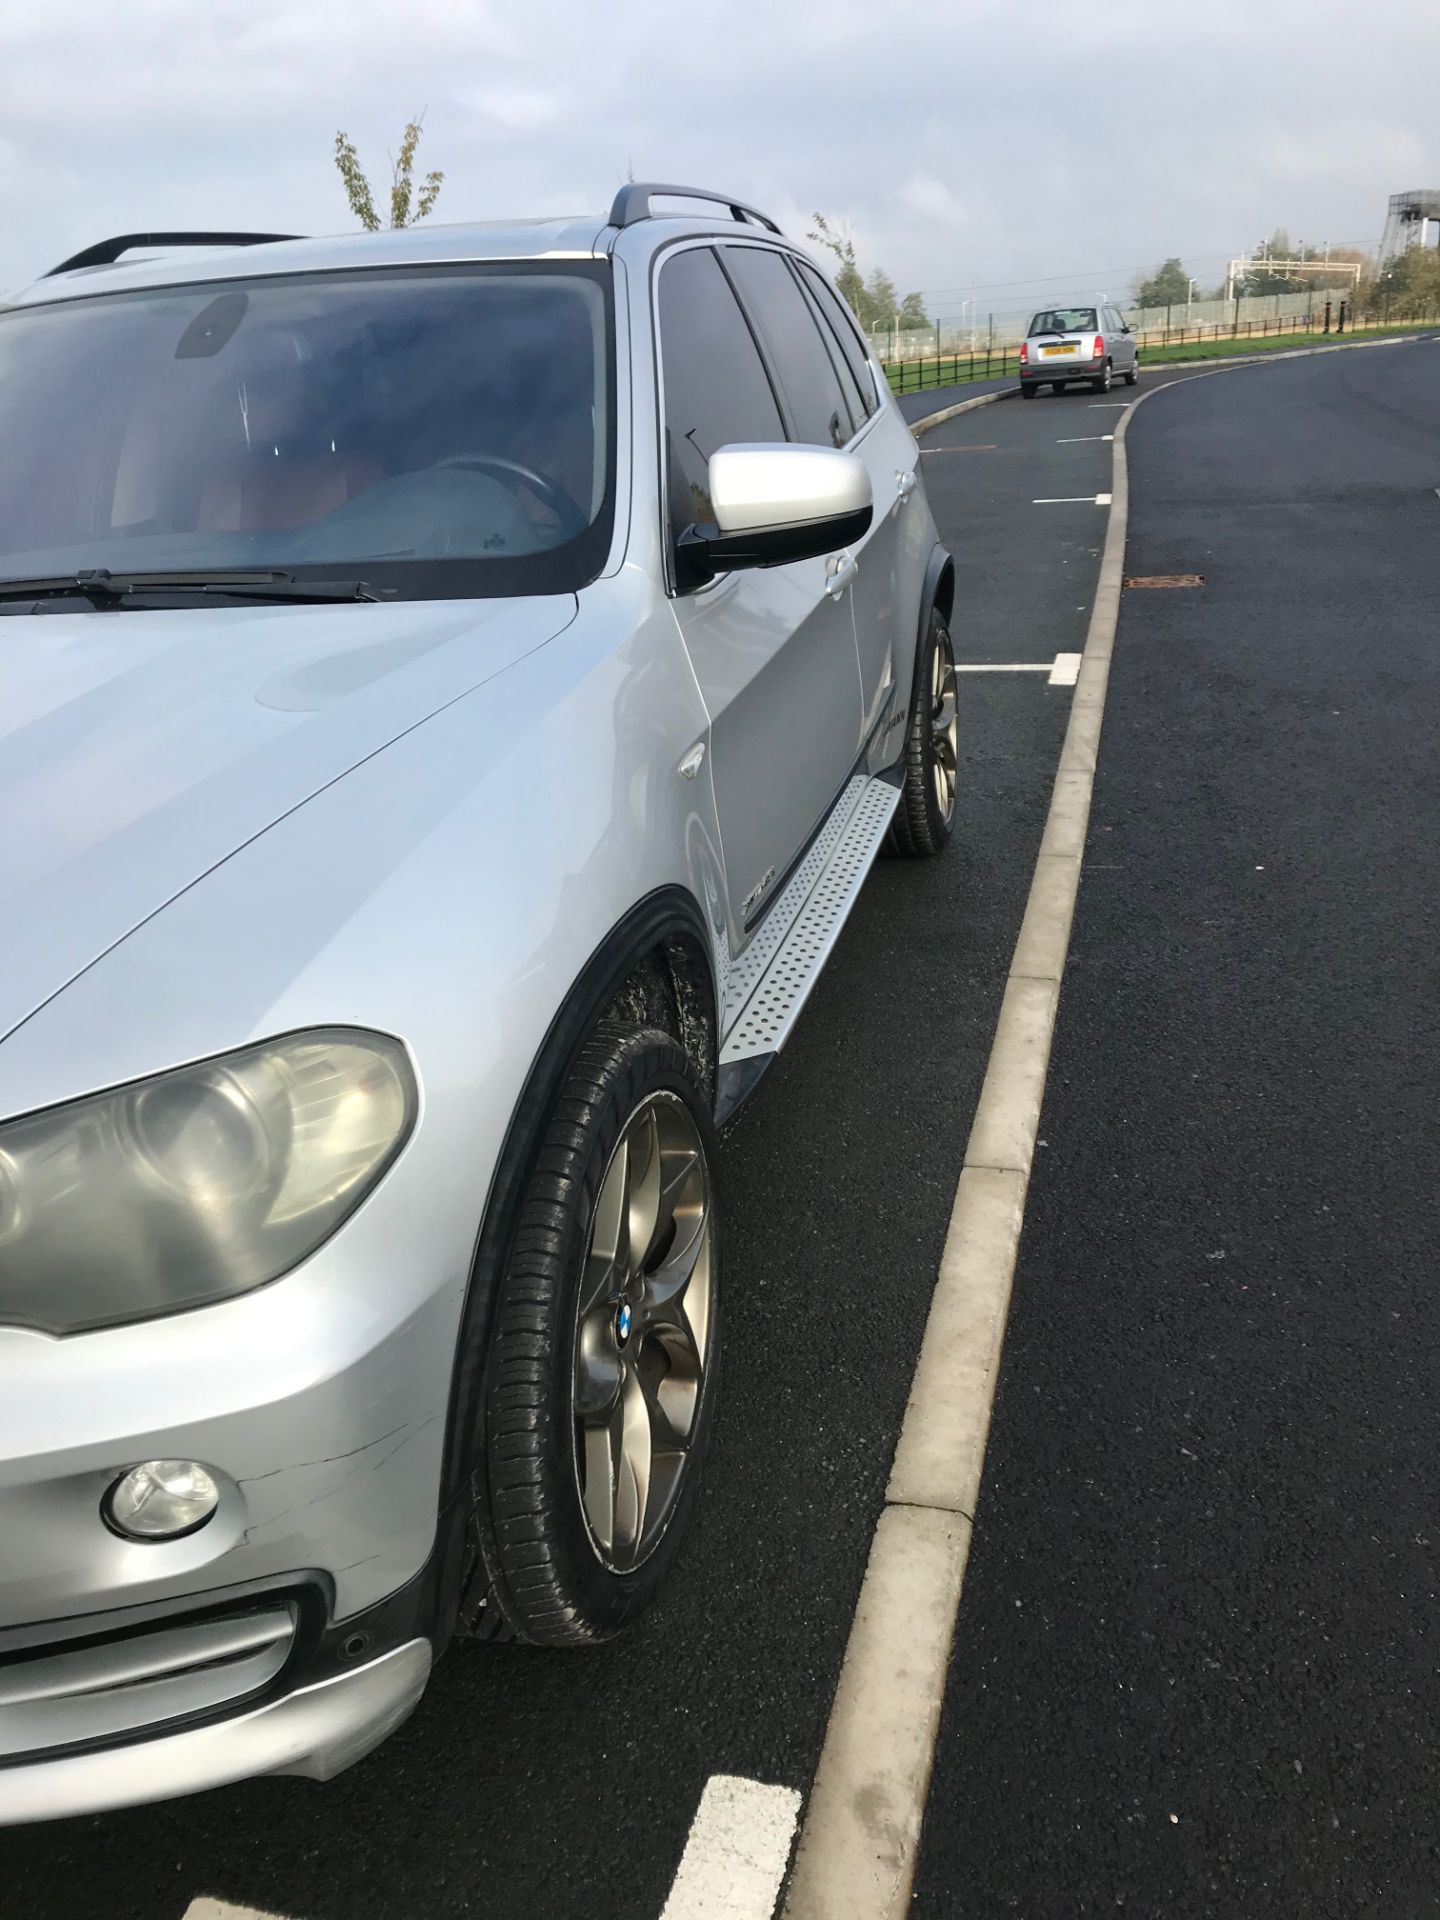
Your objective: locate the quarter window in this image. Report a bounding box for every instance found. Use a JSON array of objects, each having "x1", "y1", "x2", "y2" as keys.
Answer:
[
  {"x1": 656, "y1": 245, "x2": 785, "y2": 537},
  {"x1": 721, "y1": 245, "x2": 853, "y2": 449}
]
